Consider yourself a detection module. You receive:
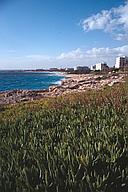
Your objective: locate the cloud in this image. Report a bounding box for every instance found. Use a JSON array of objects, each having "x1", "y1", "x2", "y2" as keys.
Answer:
[
  {"x1": 86, "y1": 45, "x2": 128, "y2": 57},
  {"x1": 81, "y1": 1, "x2": 128, "y2": 41},
  {"x1": 55, "y1": 45, "x2": 128, "y2": 67},
  {"x1": 0, "y1": 45, "x2": 128, "y2": 69},
  {"x1": 56, "y1": 48, "x2": 84, "y2": 60},
  {"x1": 57, "y1": 45, "x2": 128, "y2": 59},
  {"x1": 82, "y1": 10, "x2": 111, "y2": 31}
]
